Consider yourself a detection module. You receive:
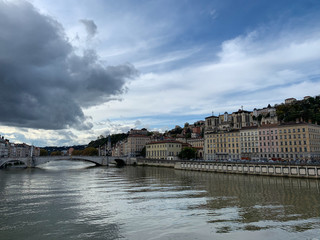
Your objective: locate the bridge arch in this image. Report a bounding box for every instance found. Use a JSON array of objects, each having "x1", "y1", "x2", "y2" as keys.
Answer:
[
  {"x1": 114, "y1": 158, "x2": 126, "y2": 167},
  {"x1": 35, "y1": 156, "x2": 104, "y2": 167},
  {"x1": 0, "y1": 159, "x2": 27, "y2": 169},
  {"x1": 66, "y1": 157, "x2": 102, "y2": 166}
]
